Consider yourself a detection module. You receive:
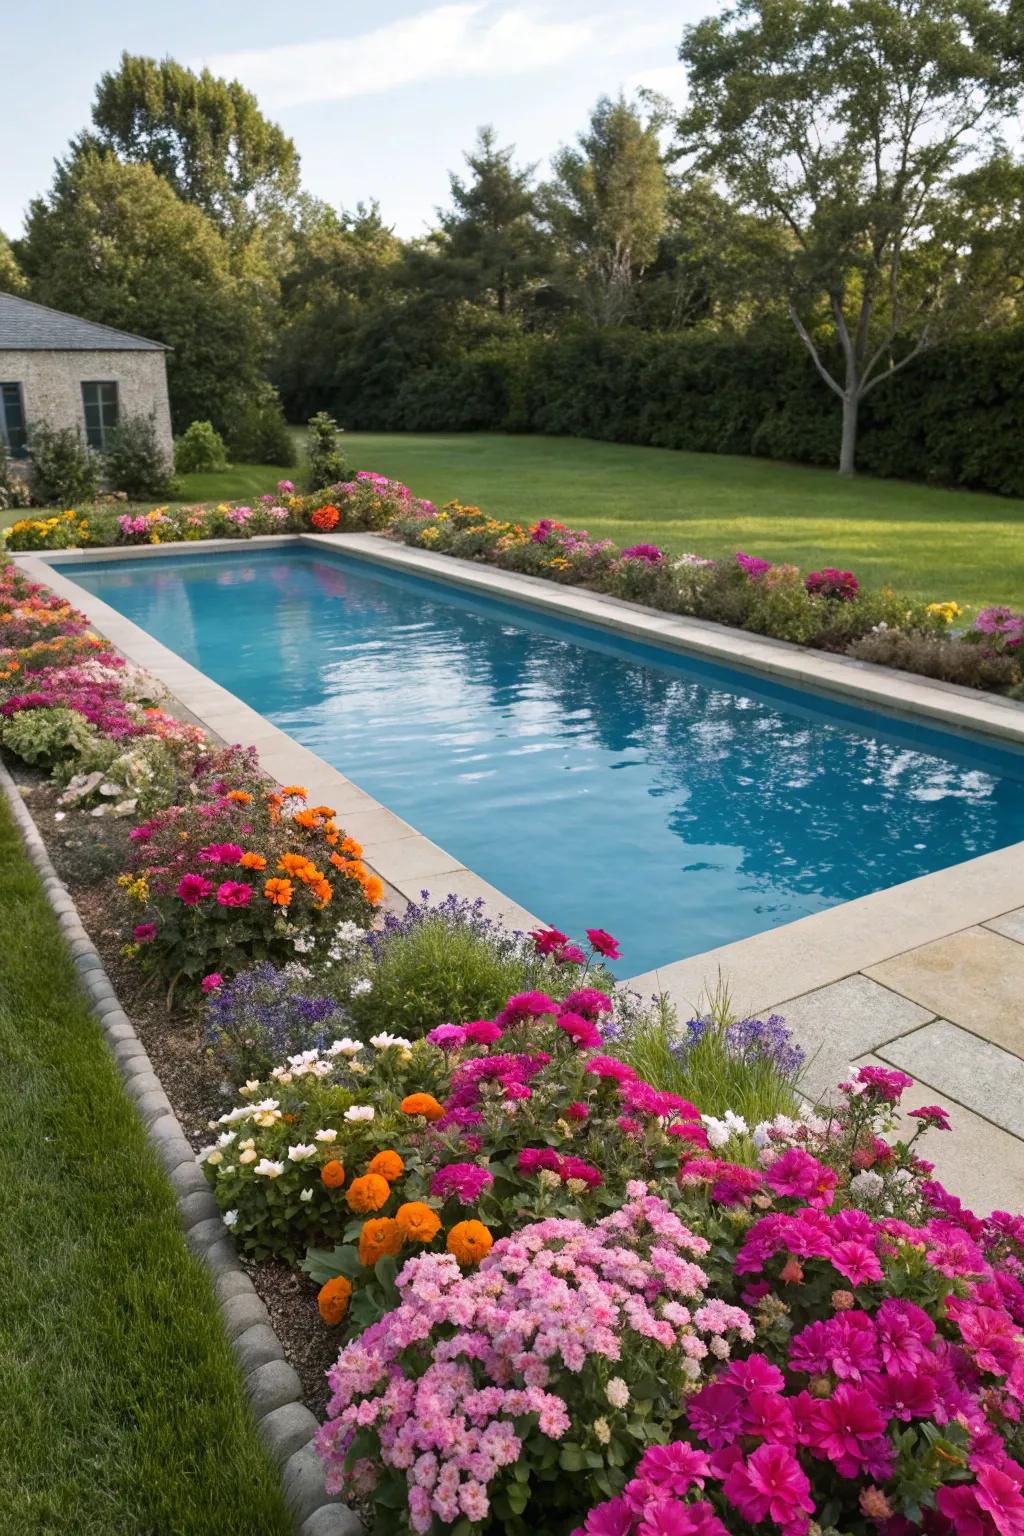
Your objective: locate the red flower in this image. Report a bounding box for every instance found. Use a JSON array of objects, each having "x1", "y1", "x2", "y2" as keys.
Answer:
[
  {"x1": 215, "y1": 880, "x2": 252, "y2": 908},
  {"x1": 529, "y1": 925, "x2": 568, "y2": 955},
  {"x1": 586, "y1": 928, "x2": 620, "y2": 959},
  {"x1": 177, "y1": 873, "x2": 214, "y2": 905},
  {"x1": 133, "y1": 922, "x2": 157, "y2": 942}
]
